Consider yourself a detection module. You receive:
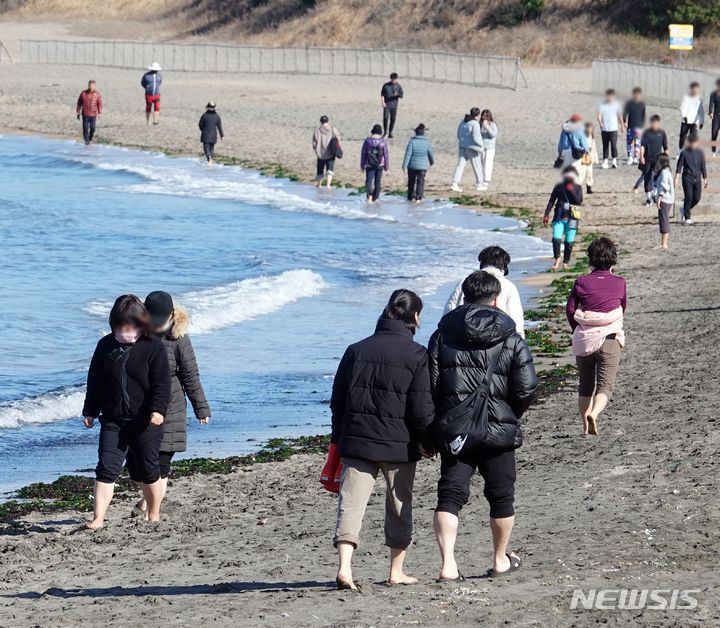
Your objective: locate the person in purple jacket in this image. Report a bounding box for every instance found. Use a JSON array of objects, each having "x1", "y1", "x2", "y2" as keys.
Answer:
[
  {"x1": 566, "y1": 238, "x2": 627, "y2": 436},
  {"x1": 361, "y1": 124, "x2": 390, "y2": 203}
]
